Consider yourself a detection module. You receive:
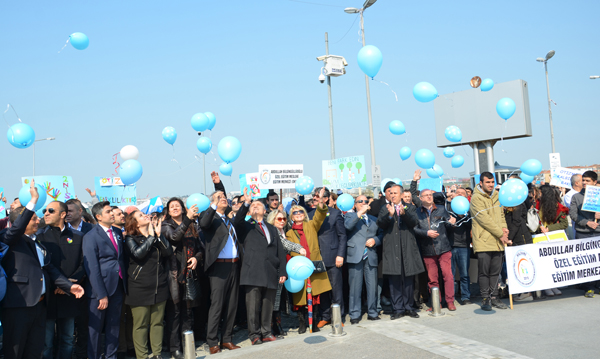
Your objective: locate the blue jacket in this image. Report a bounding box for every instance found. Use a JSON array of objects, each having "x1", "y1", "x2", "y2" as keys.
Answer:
[
  {"x1": 344, "y1": 212, "x2": 382, "y2": 266},
  {"x1": 308, "y1": 207, "x2": 348, "y2": 267}
]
